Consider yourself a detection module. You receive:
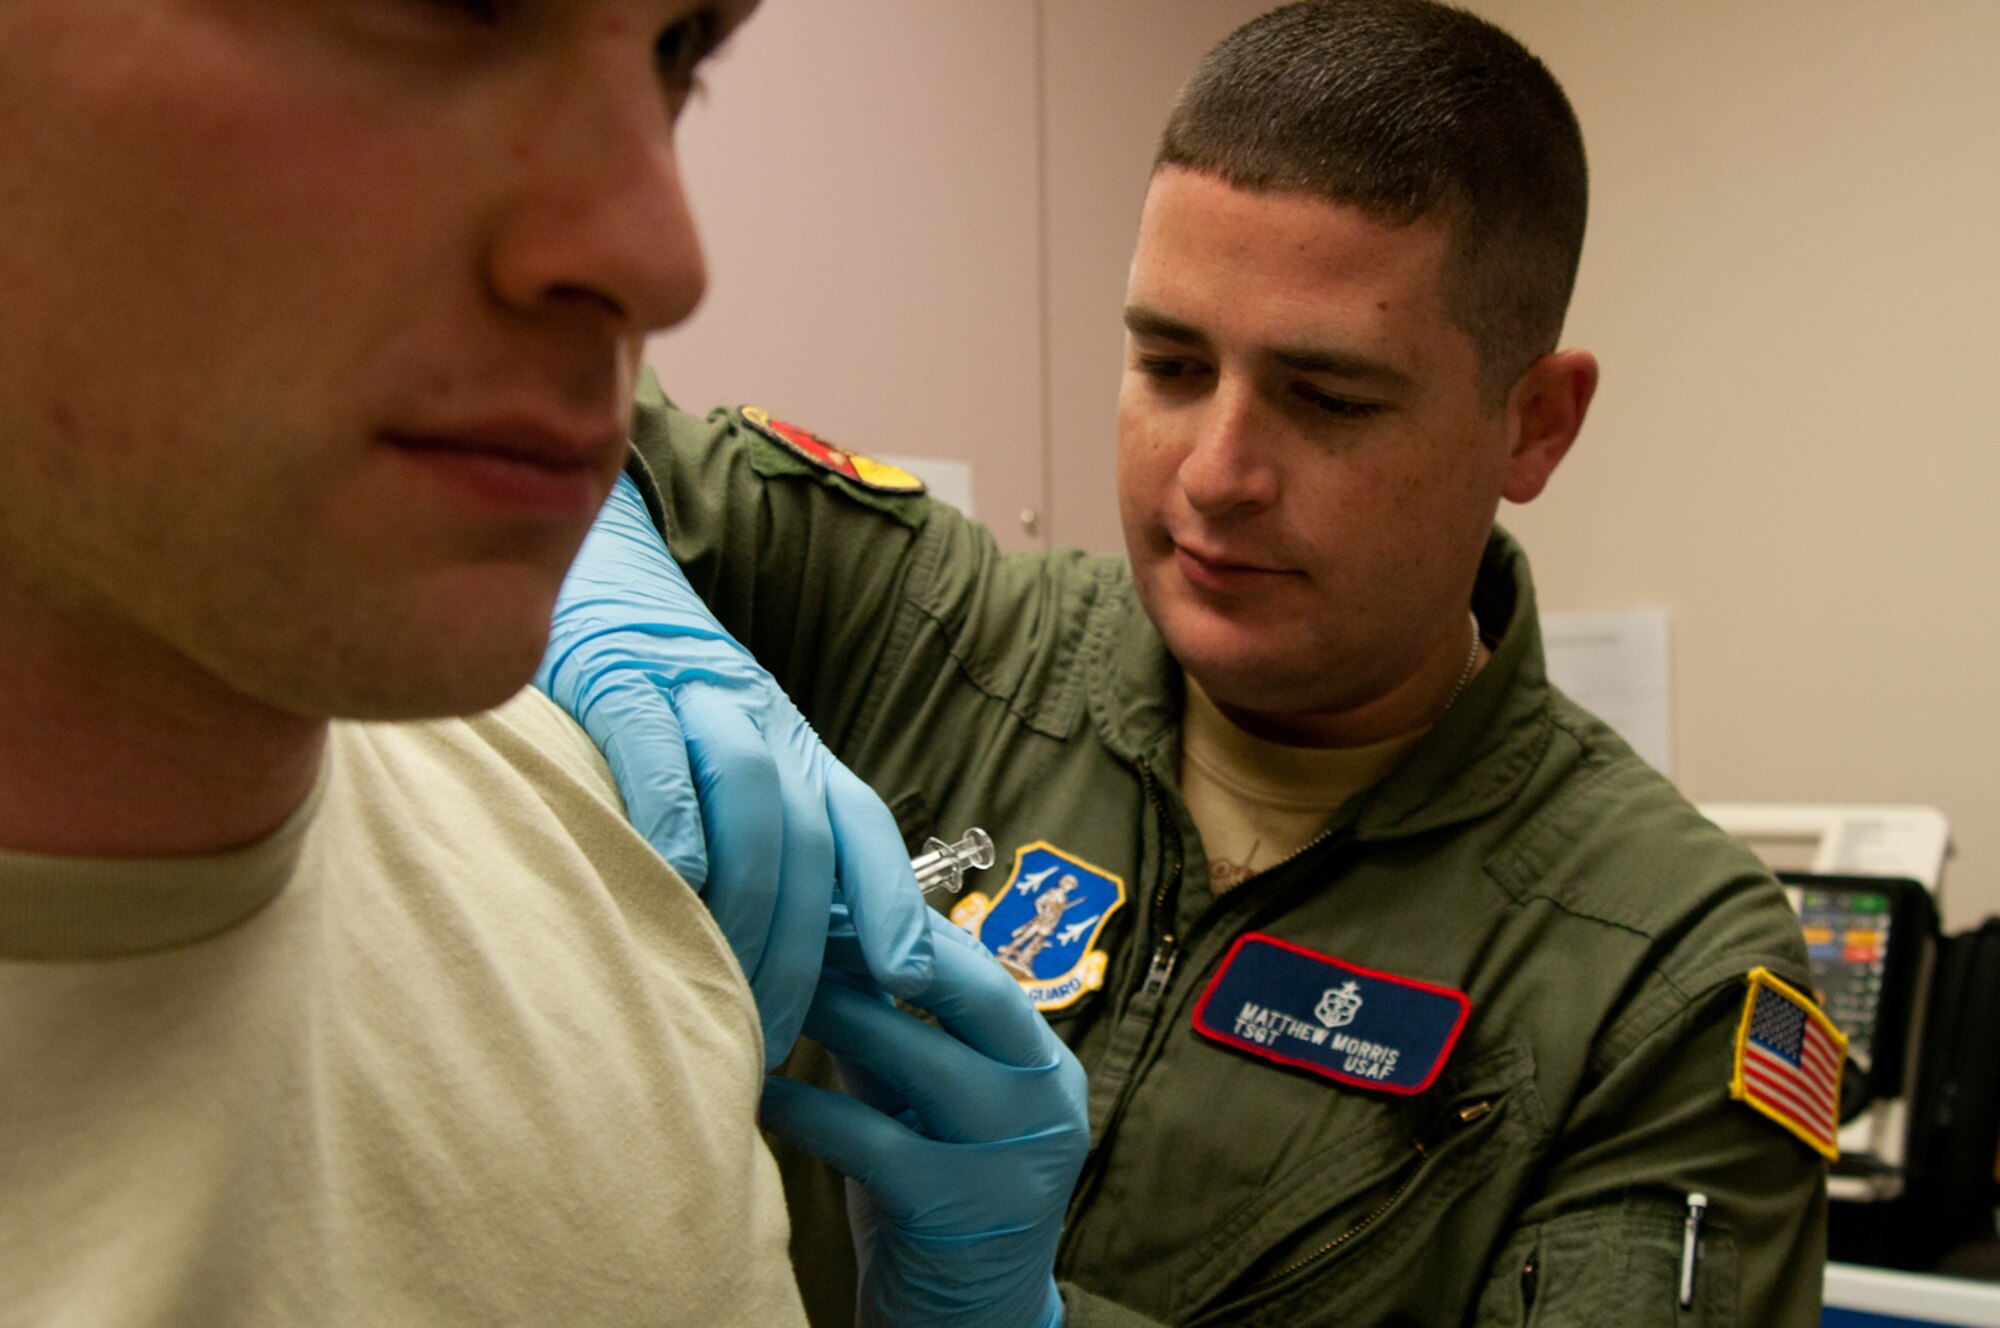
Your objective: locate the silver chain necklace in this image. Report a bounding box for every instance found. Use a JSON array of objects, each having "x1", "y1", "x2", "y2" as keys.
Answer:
[{"x1": 1441, "y1": 609, "x2": 1483, "y2": 715}]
